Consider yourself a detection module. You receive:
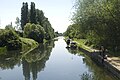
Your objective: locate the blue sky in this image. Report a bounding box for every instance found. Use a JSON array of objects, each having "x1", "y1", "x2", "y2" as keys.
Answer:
[{"x1": 0, "y1": 0, "x2": 75, "y2": 33}]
